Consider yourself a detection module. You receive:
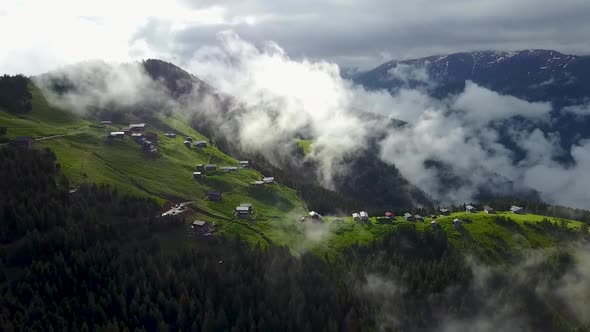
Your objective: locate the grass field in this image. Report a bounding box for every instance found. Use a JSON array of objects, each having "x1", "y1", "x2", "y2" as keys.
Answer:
[
  {"x1": 1, "y1": 84, "x2": 587, "y2": 259},
  {"x1": 304, "y1": 211, "x2": 585, "y2": 261},
  {"x1": 297, "y1": 139, "x2": 313, "y2": 155}
]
